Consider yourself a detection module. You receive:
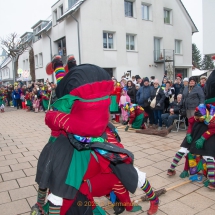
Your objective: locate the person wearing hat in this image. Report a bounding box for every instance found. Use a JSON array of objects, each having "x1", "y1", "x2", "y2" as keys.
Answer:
[
  {"x1": 31, "y1": 57, "x2": 160, "y2": 215},
  {"x1": 182, "y1": 76, "x2": 205, "y2": 119},
  {"x1": 136, "y1": 77, "x2": 154, "y2": 126},
  {"x1": 150, "y1": 79, "x2": 165, "y2": 130},
  {"x1": 199, "y1": 75, "x2": 207, "y2": 95},
  {"x1": 173, "y1": 73, "x2": 183, "y2": 100}
]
